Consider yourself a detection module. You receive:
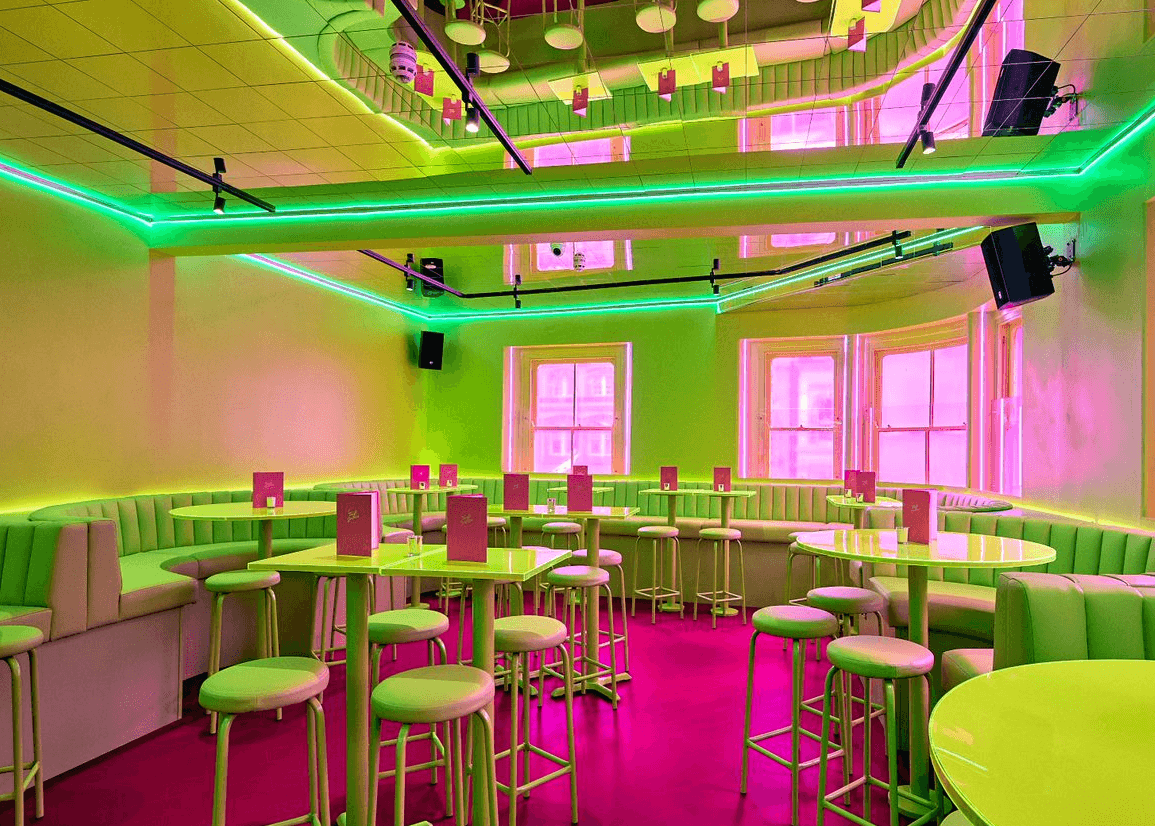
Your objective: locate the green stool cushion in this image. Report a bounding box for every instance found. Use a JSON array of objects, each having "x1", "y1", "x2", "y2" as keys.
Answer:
[
  {"x1": 941, "y1": 648, "x2": 994, "y2": 692},
  {"x1": 205, "y1": 570, "x2": 281, "y2": 594},
  {"x1": 0, "y1": 625, "x2": 43, "y2": 659},
  {"x1": 807, "y1": 586, "x2": 885, "y2": 616},
  {"x1": 700, "y1": 527, "x2": 741, "y2": 541},
  {"x1": 368, "y1": 608, "x2": 450, "y2": 646},
  {"x1": 546, "y1": 565, "x2": 610, "y2": 589},
  {"x1": 543, "y1": 522, "x2": 582, "y2": 534},
  {"x1": 941, "y1": 812, "x2": 974, "y2": 826},
  {"x1": 826, "y1": 635, "x2": 934, "y2": 680},
  {"x1": 493, "y1": 616, "x2": 568, "y2": 653},
  {"x1": 752, "y1": 605, "x2": 838, "y2": 640},
  {"x1": 487, "y1": 516, "x2": 508, "y2": 528},
  {"x1": 372, "y1": 664, "x2": 494, "y2": 724},
  {"x1": 200, "y1": 657, "x2": 329, "y2": 714},
  {"x1": 638, "y1": 525, "x2": 679, "y2": 539},
  {"x1": 570, "y1": 548, "x2": 623, "y2": 567}
]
